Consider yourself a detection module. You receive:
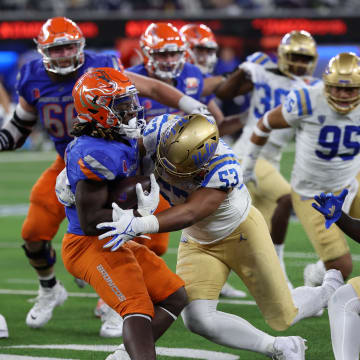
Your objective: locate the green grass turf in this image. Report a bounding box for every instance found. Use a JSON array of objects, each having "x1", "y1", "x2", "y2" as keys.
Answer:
[{"x1": 0, "y1": 149, "x2": 359, "y2": 359}]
